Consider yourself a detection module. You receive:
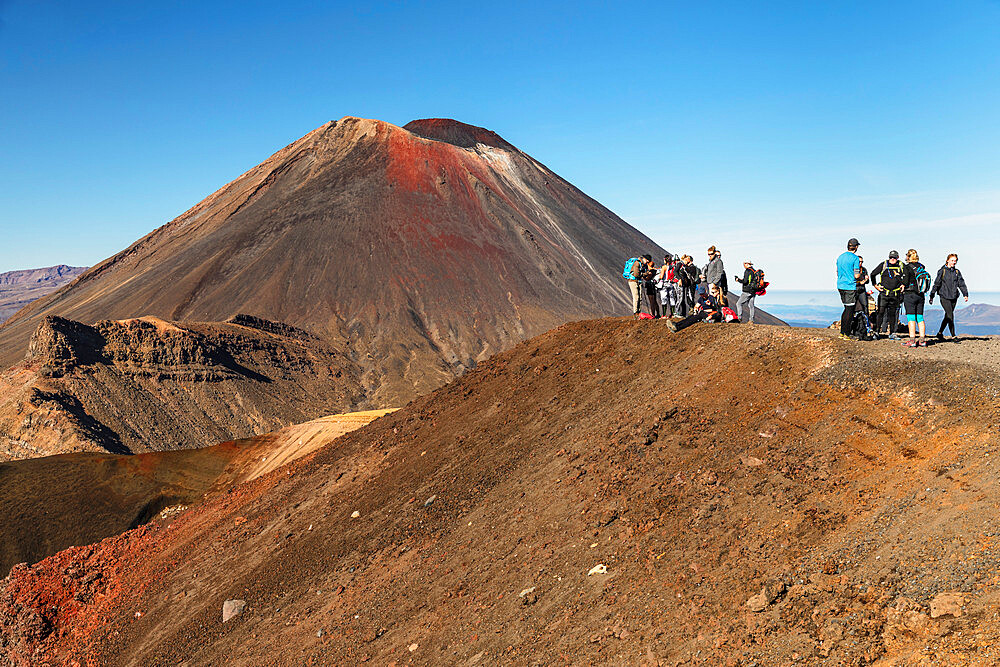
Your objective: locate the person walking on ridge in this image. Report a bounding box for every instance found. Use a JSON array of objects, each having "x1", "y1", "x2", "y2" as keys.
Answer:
[
  {"x1": 902, "y1": 248, "x2": 931, "y2": 347},
  {"x1": 836, "y1": 238, "x2": 862, "y2": 340},
  {"x1": 734, "y1": 260, "x2": 758, "y2": 324},
  {"x1": 929, "y1": 253, "x2": 969, "y2": 340},
  {"x1": 871, "y1": 250, "x2": 905, "y2": 339}
]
